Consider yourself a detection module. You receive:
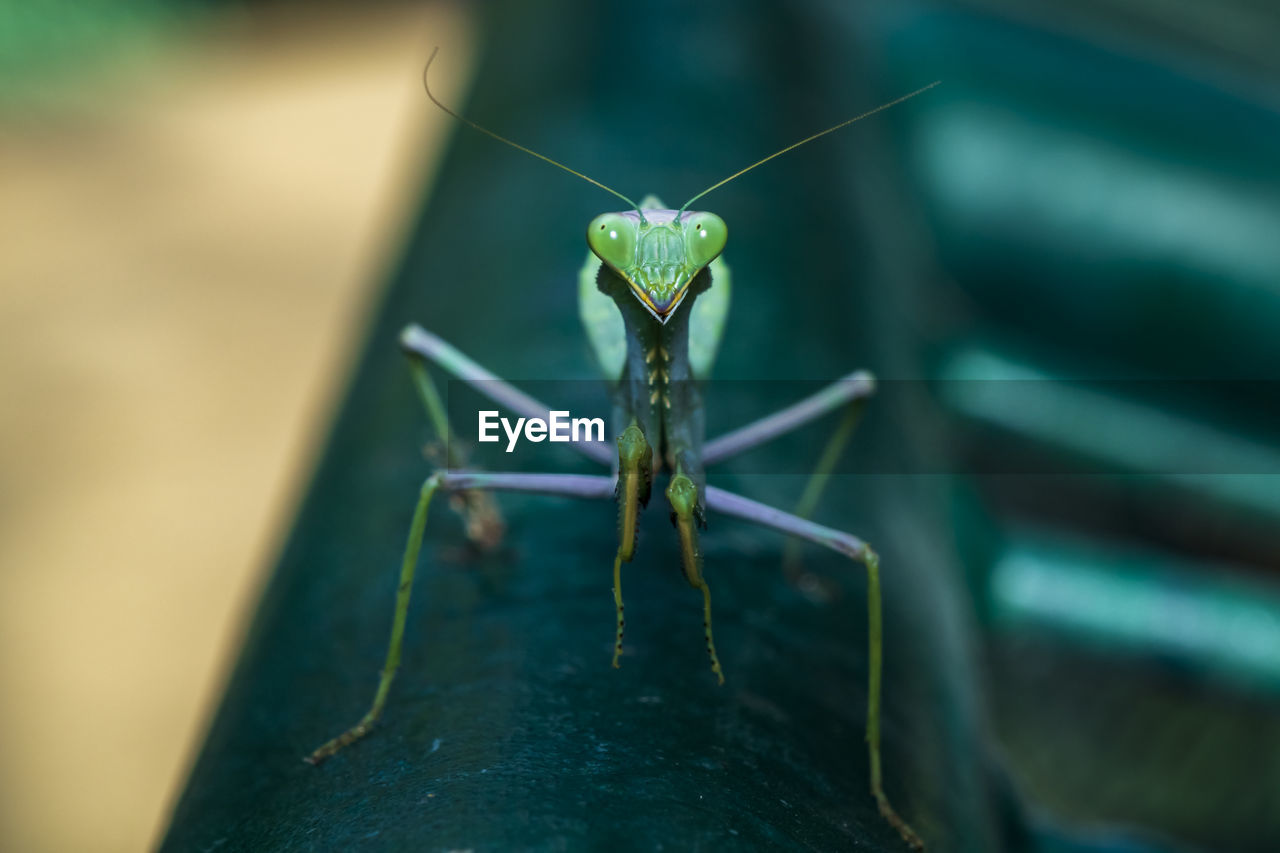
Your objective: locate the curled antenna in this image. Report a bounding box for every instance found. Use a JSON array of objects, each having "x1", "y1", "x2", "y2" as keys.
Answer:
[
  {"x1": 423, "y1": 47, "x2": 643, "y2": 218},
  {"x1": 679, "y1": 80, "x2": 941, "y2": 215}
]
